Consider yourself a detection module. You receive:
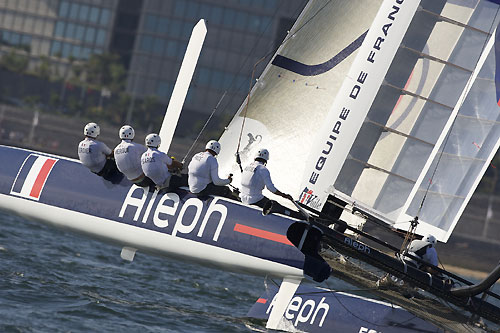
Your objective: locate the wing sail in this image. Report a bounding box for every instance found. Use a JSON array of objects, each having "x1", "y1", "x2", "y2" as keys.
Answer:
[{"x1": 333, "y1": 0, "x2": 500, "y2": 241}]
